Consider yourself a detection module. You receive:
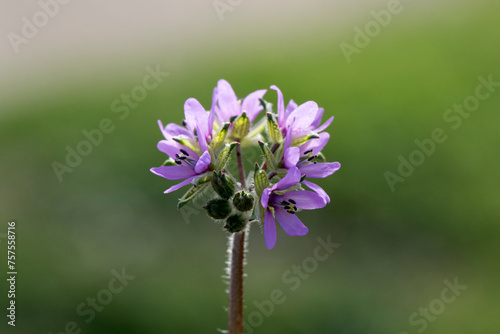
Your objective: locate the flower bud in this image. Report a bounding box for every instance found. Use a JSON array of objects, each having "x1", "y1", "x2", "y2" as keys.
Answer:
[
  {"x1": 224, "y1": 214, "x2": 247, "y2": 233},
  {"x1": 233, "y1": 191, "x2": 254, "y2": 212},
  {"x1": 203, "y1": 198, "x2": 232, "y2": 220},
  {"x1": 254, "y1": 165, "x2": 270, "y2": 198},
  {"x1": 211, "y1": 171, "x2": 235, "y2": 199},
  {"x1": 267, "y1": 113, "x2": 283, "y2": 144}
]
